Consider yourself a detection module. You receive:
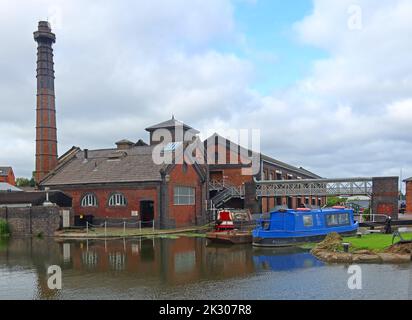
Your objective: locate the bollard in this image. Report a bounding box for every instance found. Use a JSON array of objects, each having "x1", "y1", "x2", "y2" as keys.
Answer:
[
  {"x1": 342, "y1": 242, "x2": 350, "y2": 253},
  {"x1": 104, "y1": 221, "x2": 107, "y2": 238},
  {"x1": 152, "y1": 220, "x2": 155, "y2": 232},
  {"x1": 123, "y1": 221, "x2": 126, "y2": 236},
  {"x1": 86, "y1": 222, "x2": 88, "y2": 235}
]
